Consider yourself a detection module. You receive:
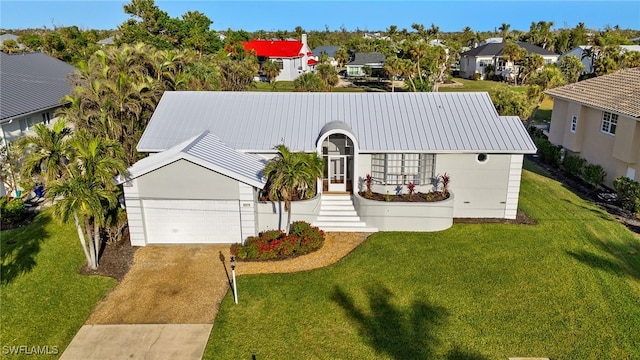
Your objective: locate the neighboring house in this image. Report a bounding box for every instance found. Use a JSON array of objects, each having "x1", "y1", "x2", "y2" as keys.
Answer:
[
  {"x1": 345, "y1": 52, "x2": 386, "y2": 77},
  {"x1": 0, "y1": 52, "x2": 77, "y2": 196},
  {"x1": 546, "y1": 67, "x2": 640, "y2": 187},
  {"x1": 243, "y1": 34, "x2": 314, "y2": 81},
  {"x1": 311, "y1": 46, "x2": 340, "y2": 67},
  {"x1": 562, "y1": 45, "x2": 640, "y2": 74},
  {"x1": 118, "y1": 92, "x2": 536, "y2": 246},
  {"x1": 97, "y1": 36, "x2": 115, "y2": 46},
  {"x1": 459, "y1": 41, "x2": 560, "y2": 79},
  {"x1": 0, "y1": 33, "x2": 24, "y2": 50}
]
